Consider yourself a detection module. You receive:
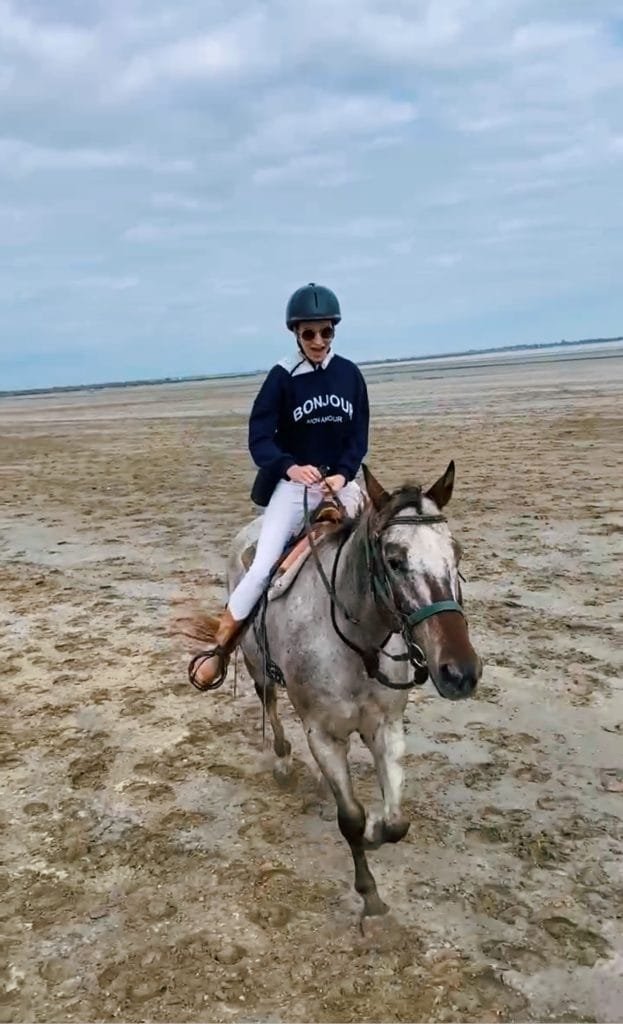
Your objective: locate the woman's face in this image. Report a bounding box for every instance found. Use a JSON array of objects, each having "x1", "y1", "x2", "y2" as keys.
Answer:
[{"x1": 296, "y1": 320, "x2": 335, "y2": 365}]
